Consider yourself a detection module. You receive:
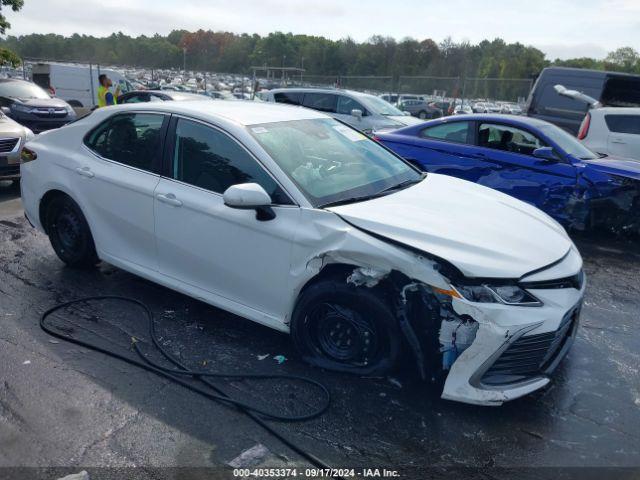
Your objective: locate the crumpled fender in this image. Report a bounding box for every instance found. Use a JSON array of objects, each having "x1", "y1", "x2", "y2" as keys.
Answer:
[{"x1": 285, "y1": 208, "x2": 451, "y2": 322}]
